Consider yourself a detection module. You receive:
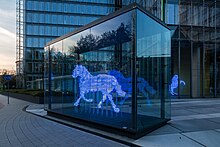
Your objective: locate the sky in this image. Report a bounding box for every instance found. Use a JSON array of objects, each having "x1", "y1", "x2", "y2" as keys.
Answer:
[{"x1": 0, "y1": 0, "x2": 16, "y2": 70}]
